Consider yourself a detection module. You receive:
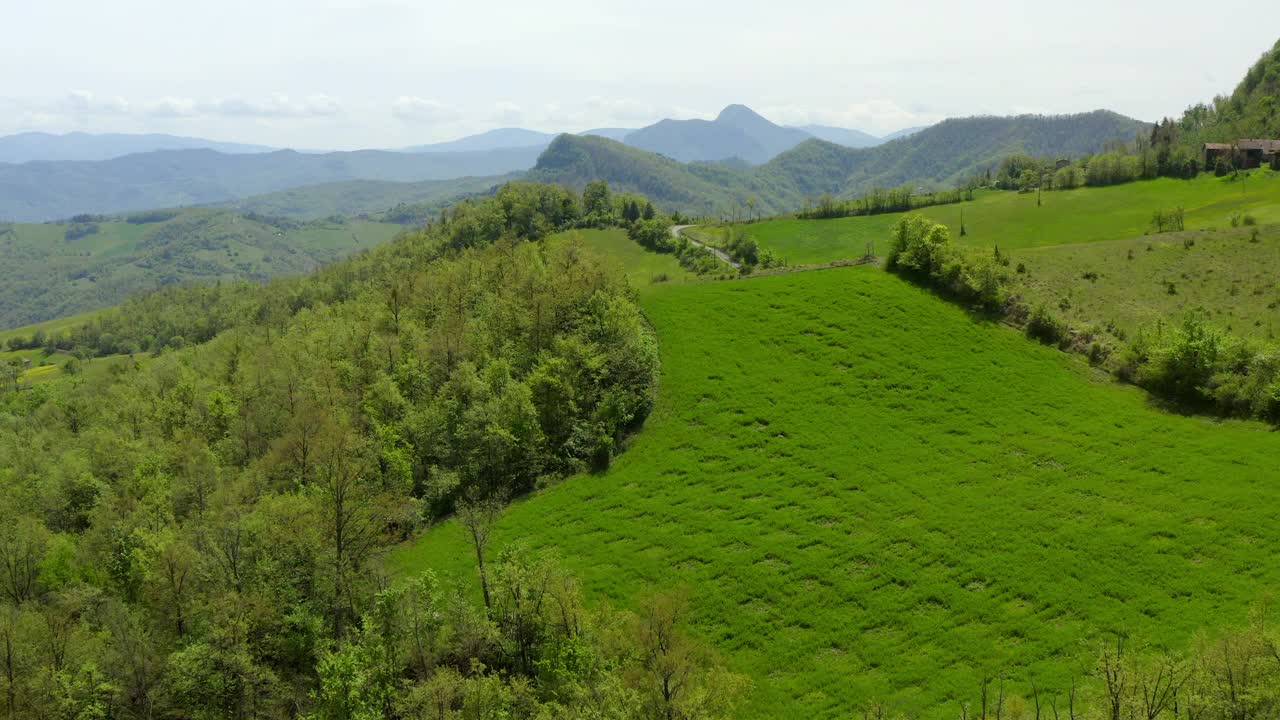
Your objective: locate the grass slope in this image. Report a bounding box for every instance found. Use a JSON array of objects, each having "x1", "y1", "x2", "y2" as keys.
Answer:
[
  {"x1": 742, "y1": 172, "x2": 1280, "y2": 264},
  {"x1": 558, "y1": 228, "x2": 701, "y2": 291},
  {"x1": 0, "y1": 209, "x2": 401, "y2": 329},
  {"x1": 396, "y1": 266, "x2": 1280, "y2": 718}
]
